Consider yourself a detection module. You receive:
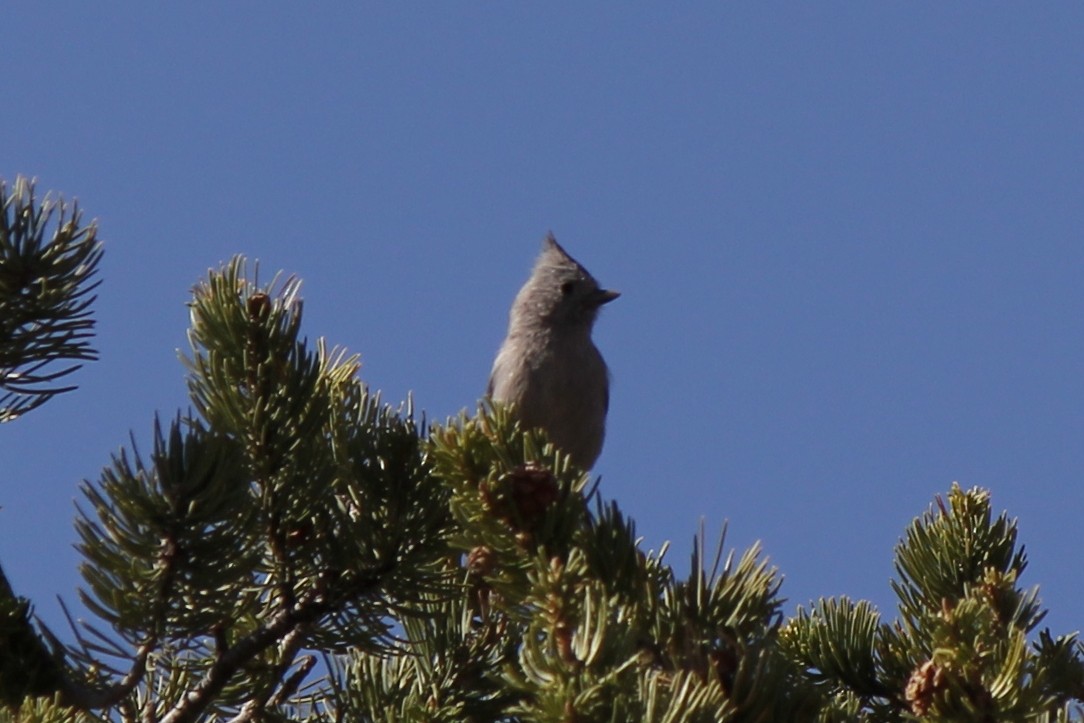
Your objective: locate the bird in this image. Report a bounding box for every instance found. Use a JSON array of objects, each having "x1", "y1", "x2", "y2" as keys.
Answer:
[{"x1": 487, "y1": 233, "x2": 618, "y2": 469}]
